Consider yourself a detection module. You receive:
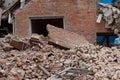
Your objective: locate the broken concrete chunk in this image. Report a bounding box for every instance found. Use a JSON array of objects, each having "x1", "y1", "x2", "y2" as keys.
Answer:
[
  {"x1": 114, "y1": 28, "x2": 119, "y2": 35},
  {"x1": 64, "y1": 59, "x2": 72, "y2": 64},
  {"x1": 30, "y1": 34, "x2": 41, "y2": 43},
  {"x1": 38, "y1": 65, "x2": 51, "y2": 77},
  {"x1": 47, "y1": 75, "x2": 62, "y2": 80},
  {"x1": 48, "y1": 40, "x2": 70, "y2": 50},
  {"x1": 2, "y1": 43, "x2": 13, "y2": 52},
  {"x1": 0, "y1": 72, "x2": 4, "y2": 78},
  {"x1": 29, "y1": 34, "x2": 45, "y2": 47},
  {"x1": 10, "y1": 68, "x2": 25, "y2": 80},
  {"x1": 114, "y1": 0, "x2": 120, "y2": 9},
  {"x1": 96, "y1": 14, "x2": 103, "y2": 23},
  {"x1": 99, "y1": 3, "x2": 120, "y2": 33},
  {"x1": 0, "y1": 27, "x2": 120, "y2": 80},
  {"x1": 47, "y1": 24, "x2": 88, "y2": 49}
]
